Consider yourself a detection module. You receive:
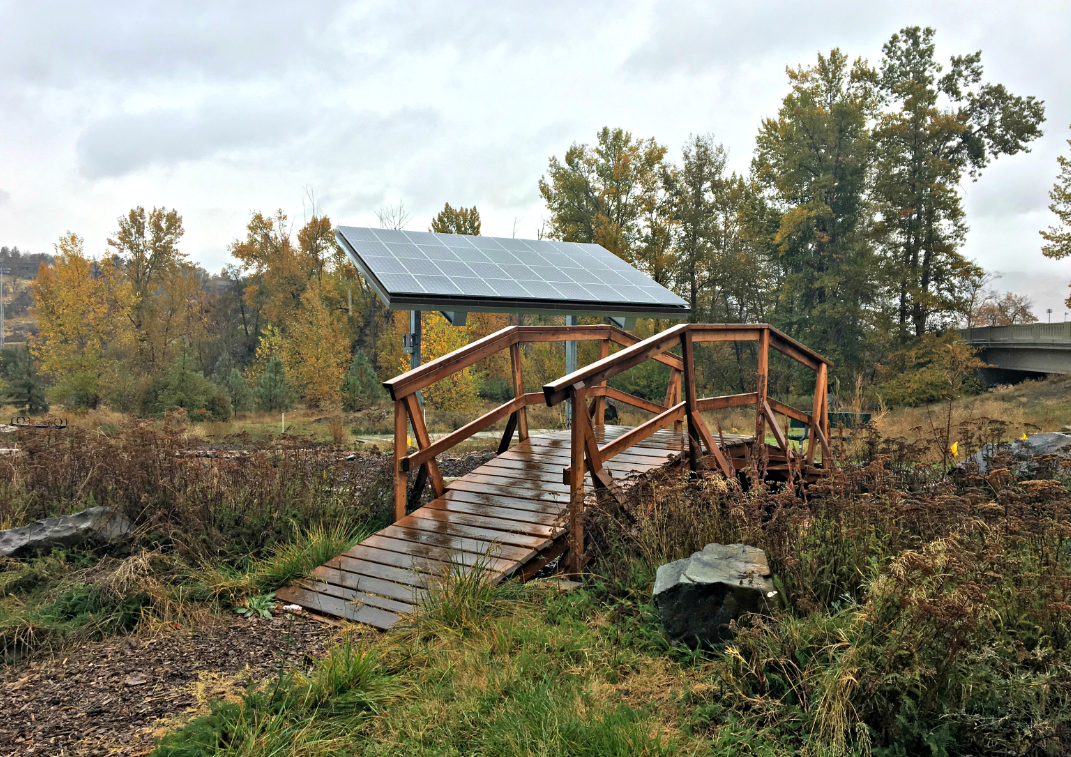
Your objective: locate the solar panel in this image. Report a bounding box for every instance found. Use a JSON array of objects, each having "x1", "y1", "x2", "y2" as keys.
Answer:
[{"x1": 335, "y1": 226, "x2": 690, "y2": 318}]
